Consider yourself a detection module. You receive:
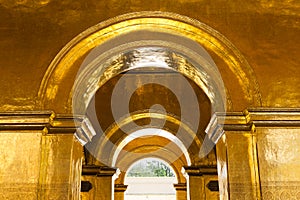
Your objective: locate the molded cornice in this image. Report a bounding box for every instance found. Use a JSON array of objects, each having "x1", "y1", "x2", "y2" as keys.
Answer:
[
  {"x1": 0, "y1": 111, "x2": 96, "y2": 144},
  {"x1": 206, "y1": 108, "x2": 300, "y2": 143}
]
